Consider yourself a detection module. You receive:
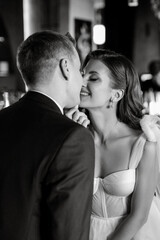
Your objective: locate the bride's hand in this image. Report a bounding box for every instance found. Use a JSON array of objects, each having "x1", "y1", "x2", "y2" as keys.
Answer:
[
  {"x1": 65, "y1": 107, "x2": 90, "y2": 128},
  {"x1": 140, "y1": 114, "x2": 160, "y2": 142}
]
